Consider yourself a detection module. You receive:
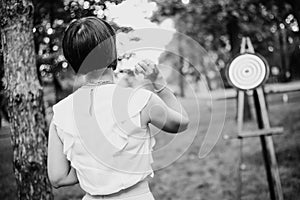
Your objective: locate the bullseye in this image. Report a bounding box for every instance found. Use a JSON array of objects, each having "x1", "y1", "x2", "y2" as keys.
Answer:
[{"x1": 227, "y1": 53, "x2": 269, "y2": 90}]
